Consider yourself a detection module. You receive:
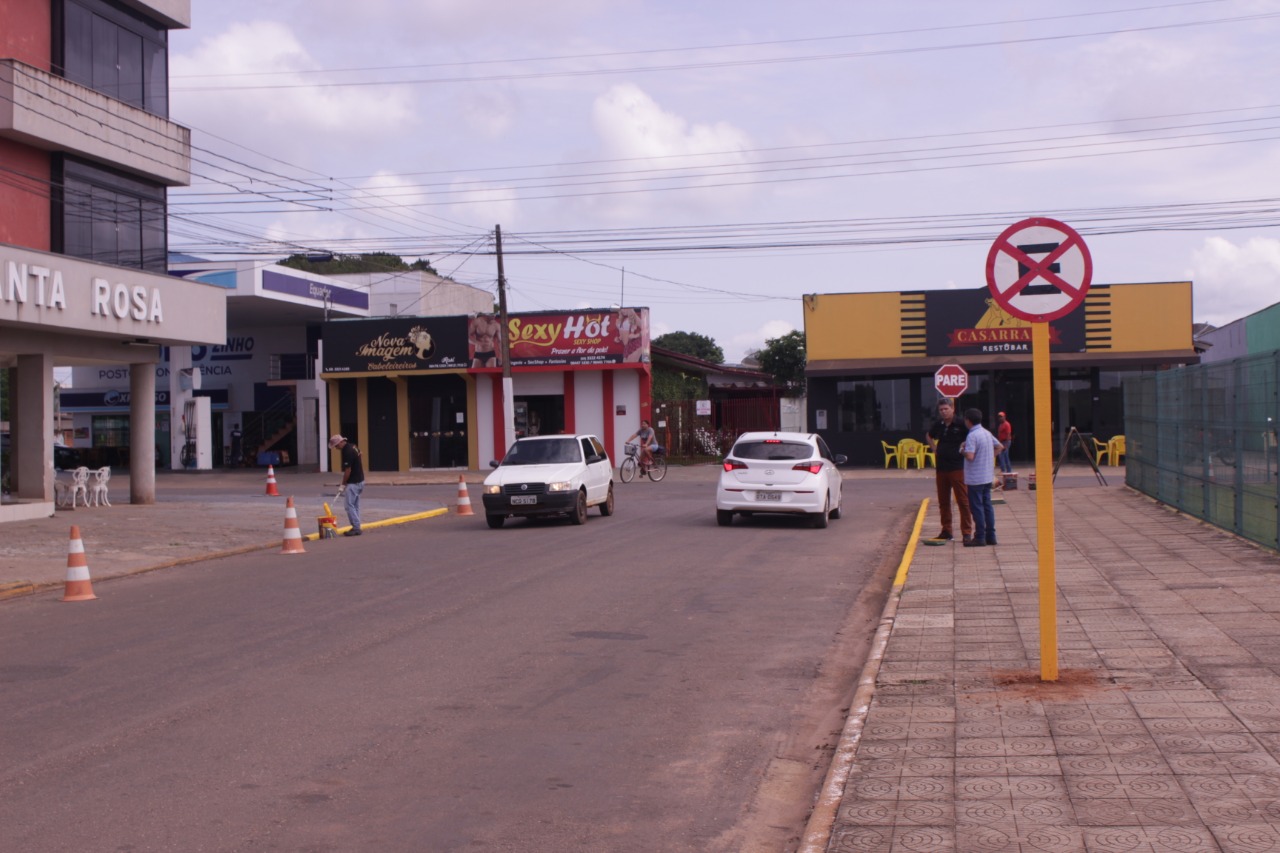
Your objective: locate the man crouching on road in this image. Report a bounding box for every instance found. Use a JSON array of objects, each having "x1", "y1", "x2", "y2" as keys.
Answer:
[
  {"x1": 926, "y1": 398, "x2": 973, "y2": 543},
  {"x1": 330, "y1": 434, "x2": 365, "y2": 537}
]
